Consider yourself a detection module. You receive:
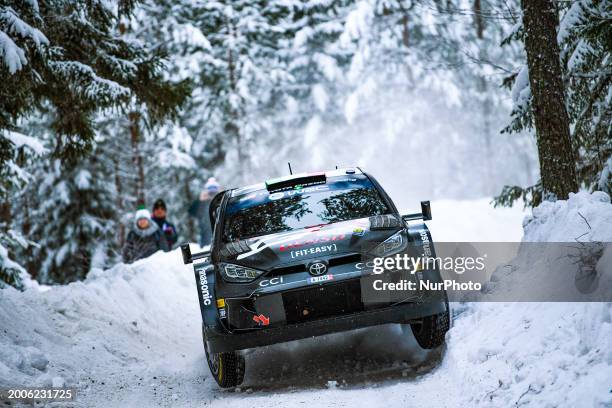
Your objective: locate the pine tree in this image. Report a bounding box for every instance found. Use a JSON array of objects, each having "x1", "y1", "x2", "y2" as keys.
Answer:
[
  {"x1": 18, "y1": 156, "x2": 118, "y2": 283},
  {"x1": 2, "y1": 0, "x2": 190, "y2": 285},
  {"x1": 496, "y1": 0, "x2": 610, "y2": 206},
  {"x1": 559, "y1": 0, "x2": 611, "y2": 193},
  {"x1": 310, "y1": 0, "x2": 535, "y2": 199},
  {"x1": 0, "y1": 0, "x2": 188, "y2": 165},
  {"x1": 279, "y1": 0, "x2": 353, "y2": 173},
  {"x1": 133, "y1": 0, "x2": 356, "y2": 188}
]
